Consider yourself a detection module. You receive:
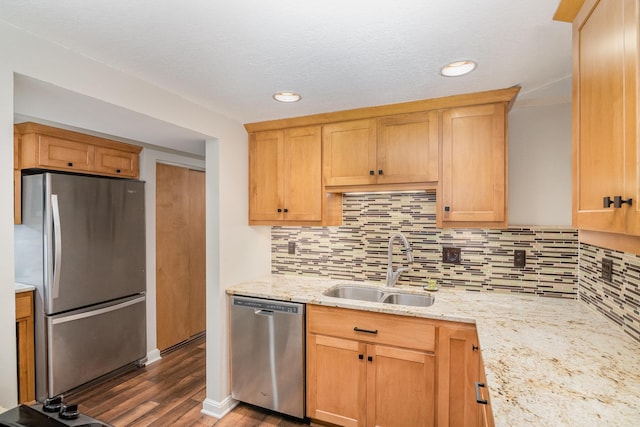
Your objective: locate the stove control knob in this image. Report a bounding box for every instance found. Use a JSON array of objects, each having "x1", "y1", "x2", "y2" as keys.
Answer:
[
  {"x1": 43, "y1": 395, "x2": 63, "y2": 412},
  {"x1": 59, "y1": 403, "x2": 80, "y2": 420}
]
